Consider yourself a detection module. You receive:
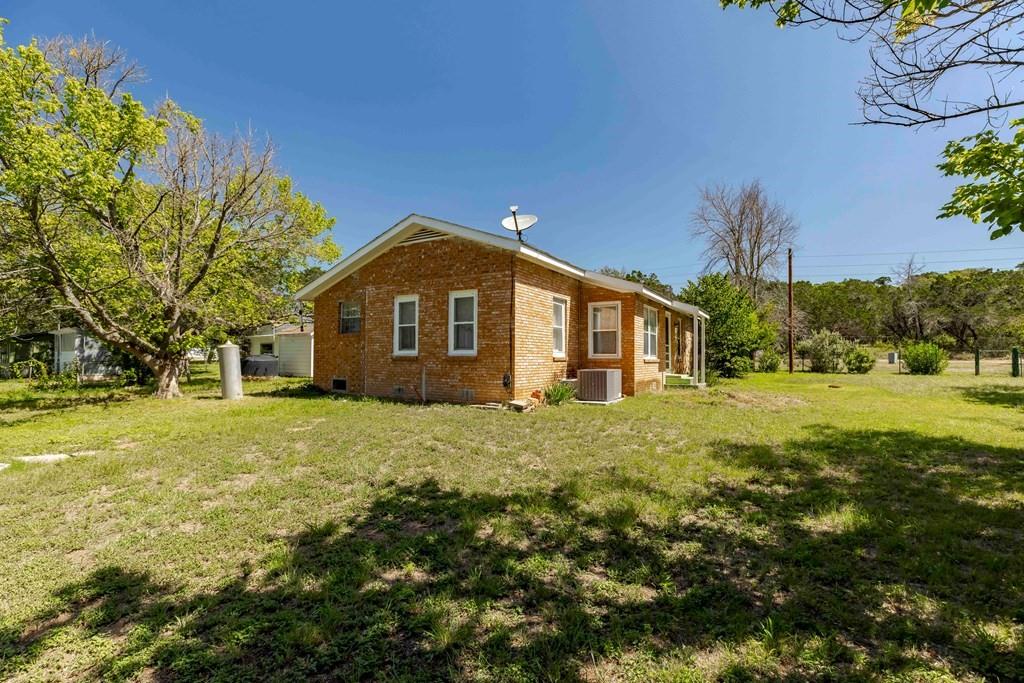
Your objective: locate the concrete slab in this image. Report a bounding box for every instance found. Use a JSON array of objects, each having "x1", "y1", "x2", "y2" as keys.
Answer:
[{"x1": 15, "y1": 453, "x2": 70, "y2": 464}]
